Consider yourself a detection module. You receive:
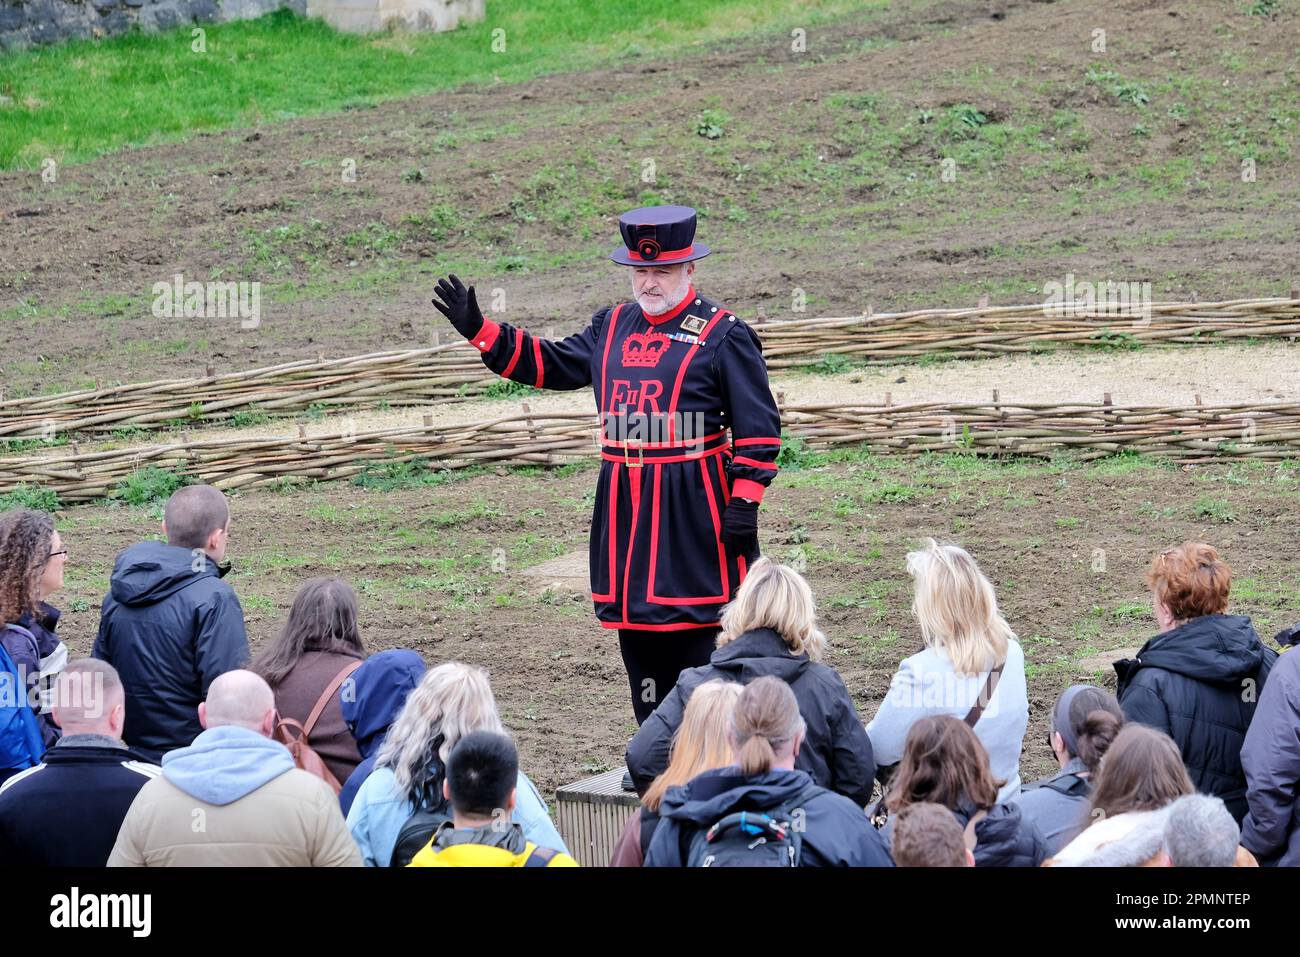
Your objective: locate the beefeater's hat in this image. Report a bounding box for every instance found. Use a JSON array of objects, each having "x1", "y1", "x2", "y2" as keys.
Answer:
[{"x1": 610, "y1": 205, "x2": 711, "y2": 266}]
